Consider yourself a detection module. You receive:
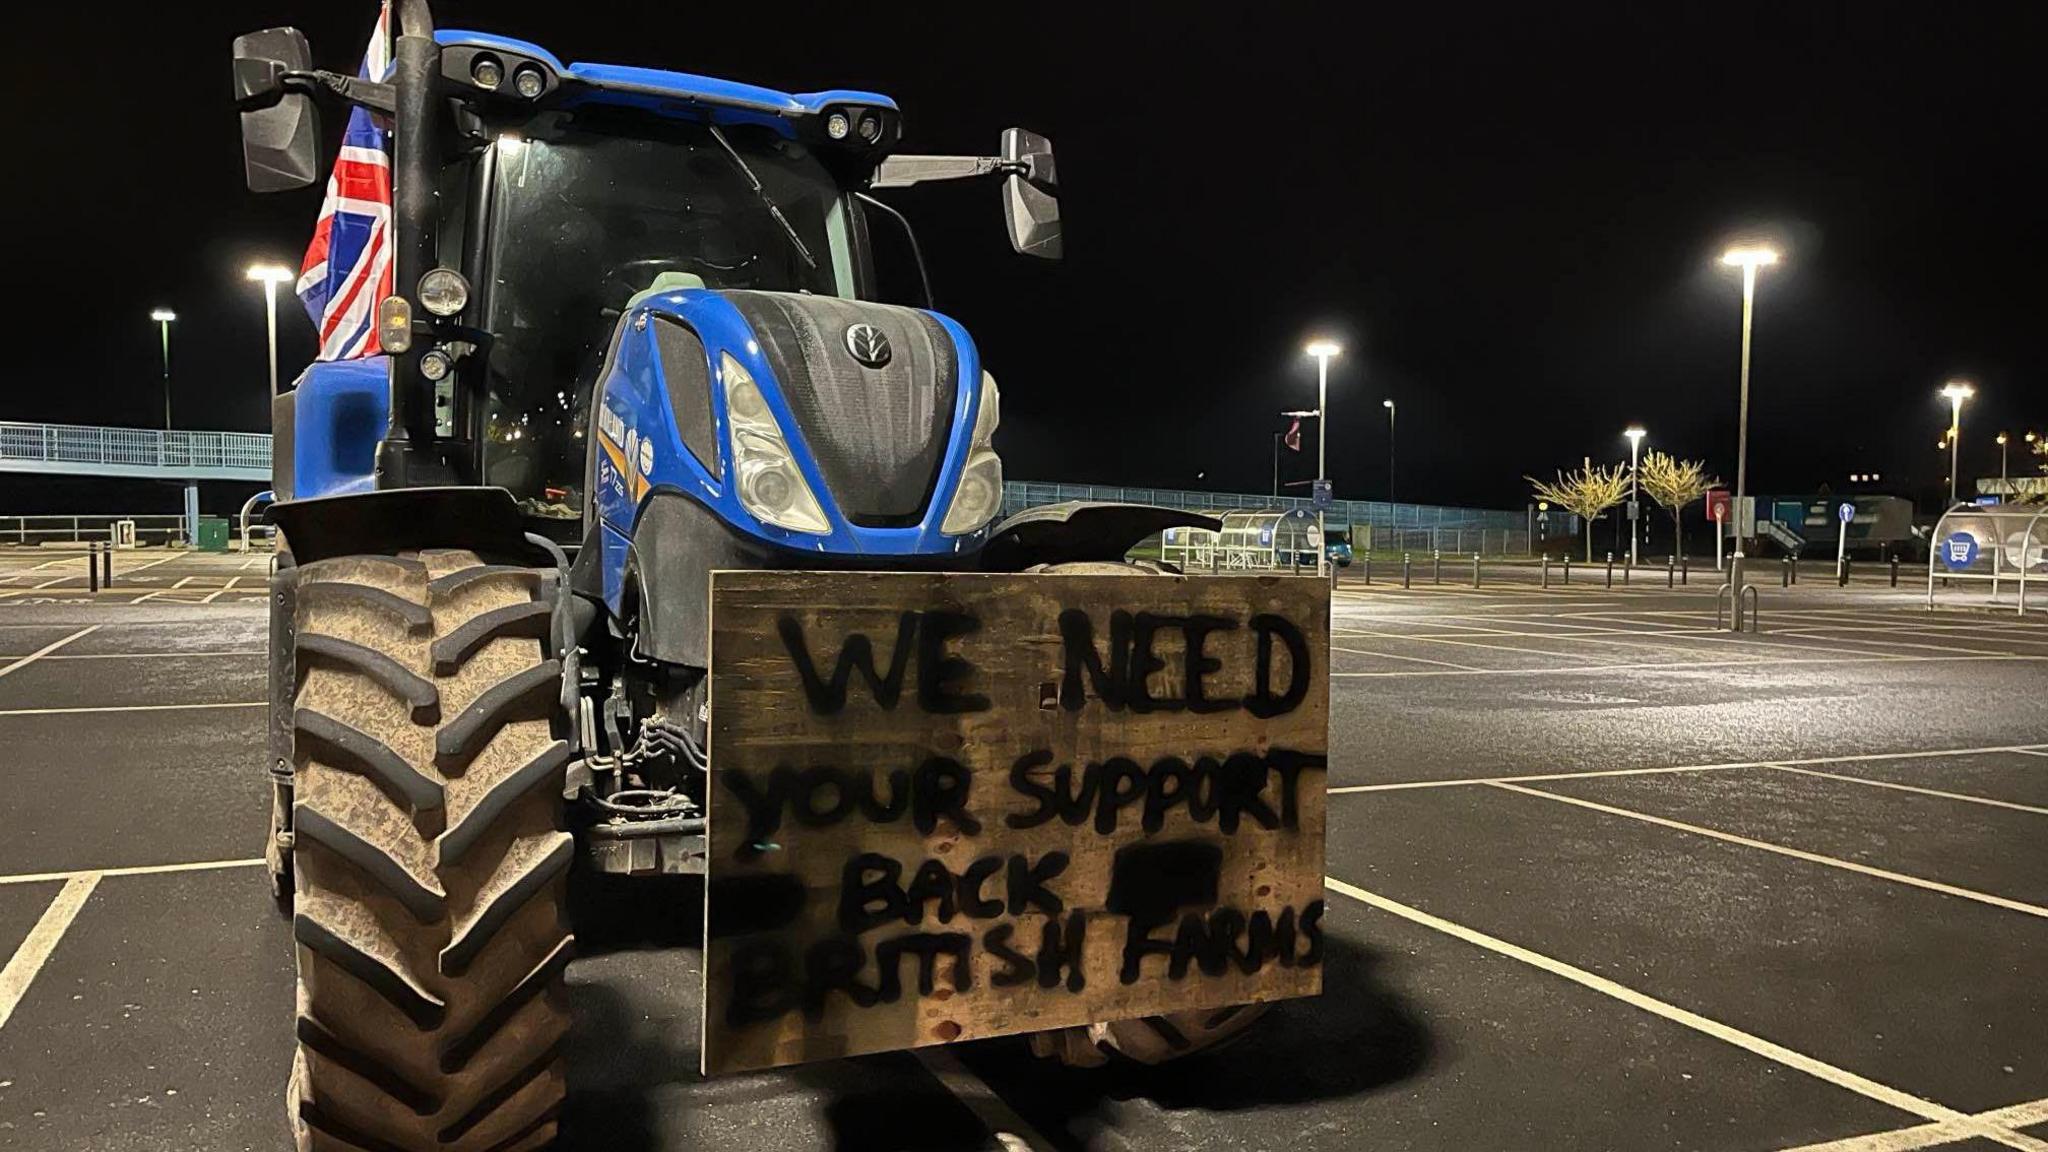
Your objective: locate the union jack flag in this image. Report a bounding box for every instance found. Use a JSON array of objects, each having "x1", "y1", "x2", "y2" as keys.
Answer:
[{"x1": 297, "y1": 3, "x2": 393, "y2": 360}]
